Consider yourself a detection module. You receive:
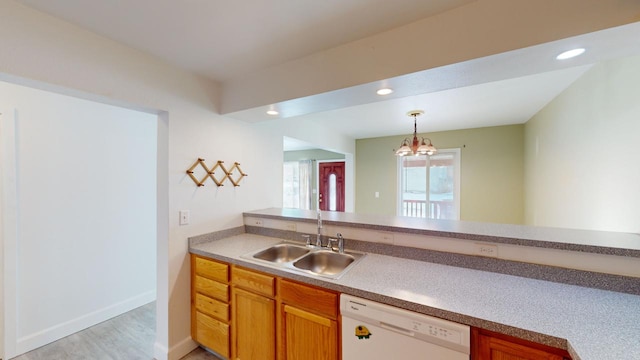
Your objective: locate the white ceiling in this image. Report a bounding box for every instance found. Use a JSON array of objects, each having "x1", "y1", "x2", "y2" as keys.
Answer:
[
  {"x1": 298, "y1": 65, "x2": 592, "y2": 140},
  {"x1": 16, "y1": 1, "x2": 640, "y2": 149}
]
